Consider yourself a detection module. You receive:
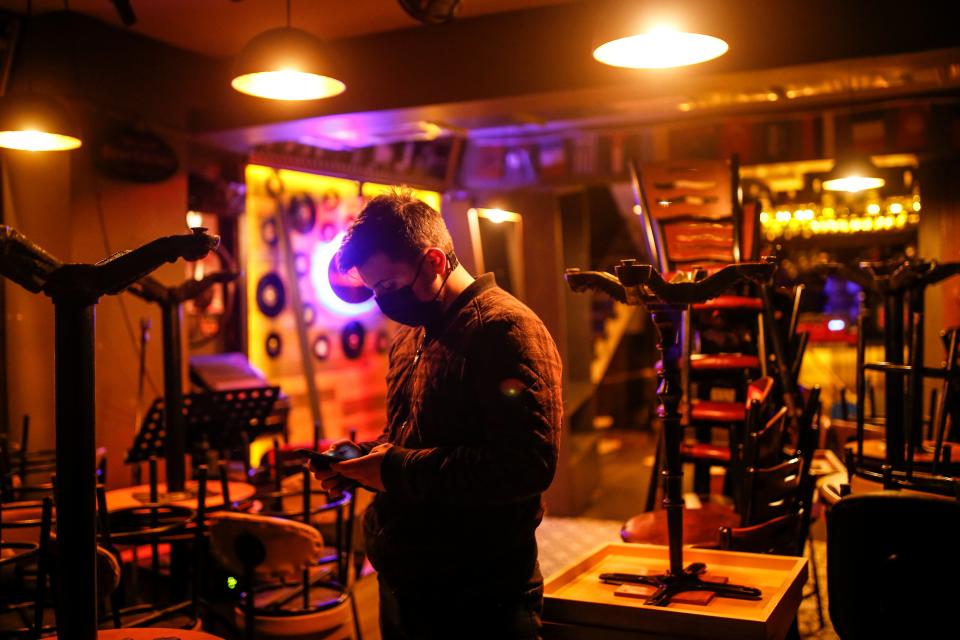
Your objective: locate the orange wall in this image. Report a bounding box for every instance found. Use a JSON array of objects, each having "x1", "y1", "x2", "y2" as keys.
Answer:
[{"x1": 2, "y1": 120, "x2": 190, "y2": 488}]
